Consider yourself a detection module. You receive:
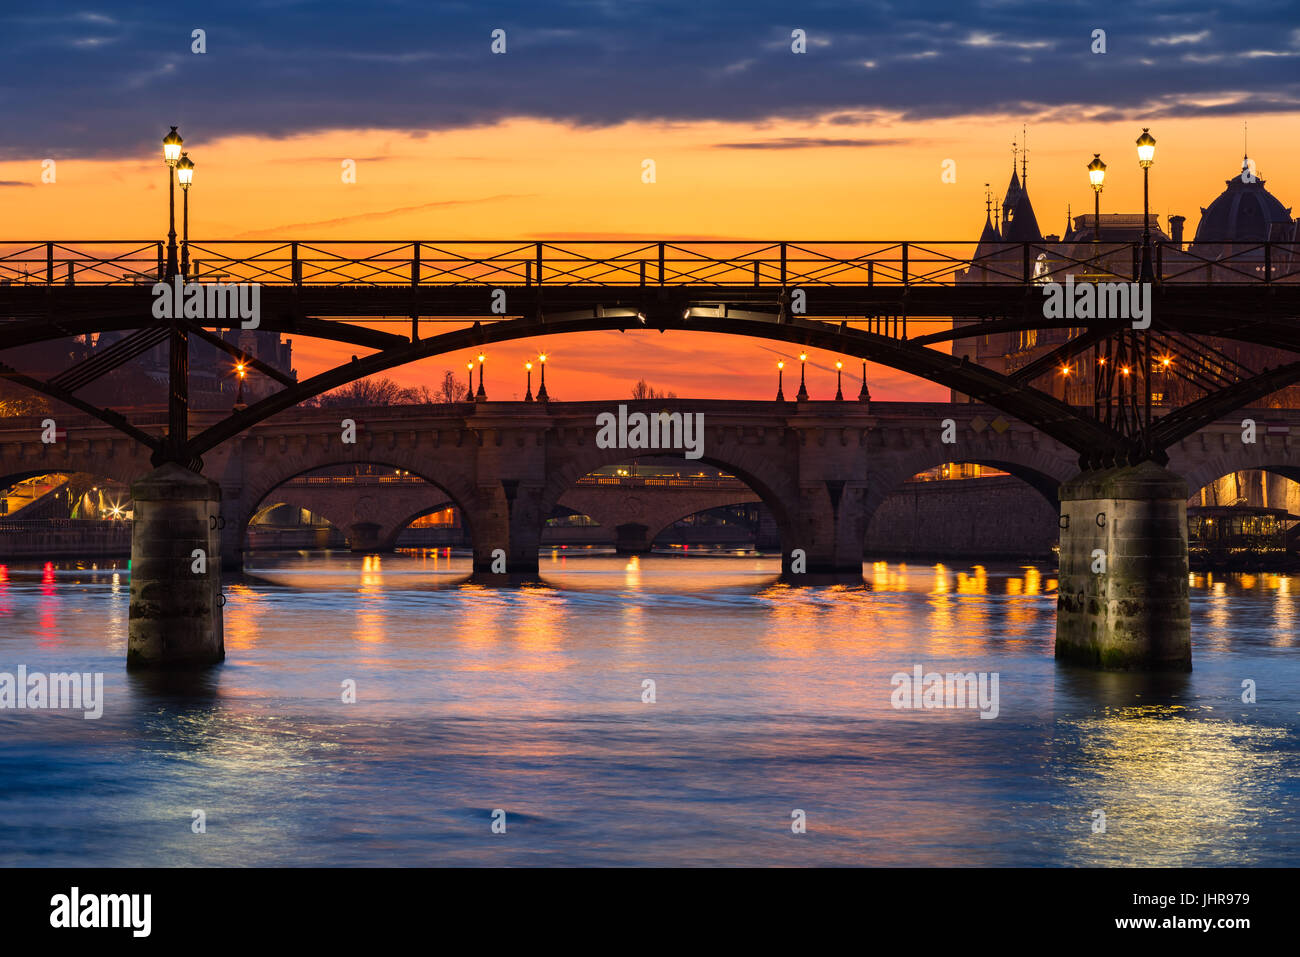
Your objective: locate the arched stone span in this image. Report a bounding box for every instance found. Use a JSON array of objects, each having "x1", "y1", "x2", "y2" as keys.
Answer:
[
  {"x1": 245, "y1": 482, "x2": 456, "y2": 553},
  {"x1": 222, "y1": 449, "x2": 477, "y2": 569},
  {"x1": 556, "y1": 482, "x2": 763, "y2": 553},
  {"x1": 539, "y1": 444, "x2": 800, "y2": 567},
  {"x1": 858, "y1": 418, "x2": 1077, "y2": 536},
  {"x1": 1168, "y1": 435, "x2": 1300, "y2": 499},
  {"x1": 0, "y1": 436, "x2": 151, "y2": 492}
]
